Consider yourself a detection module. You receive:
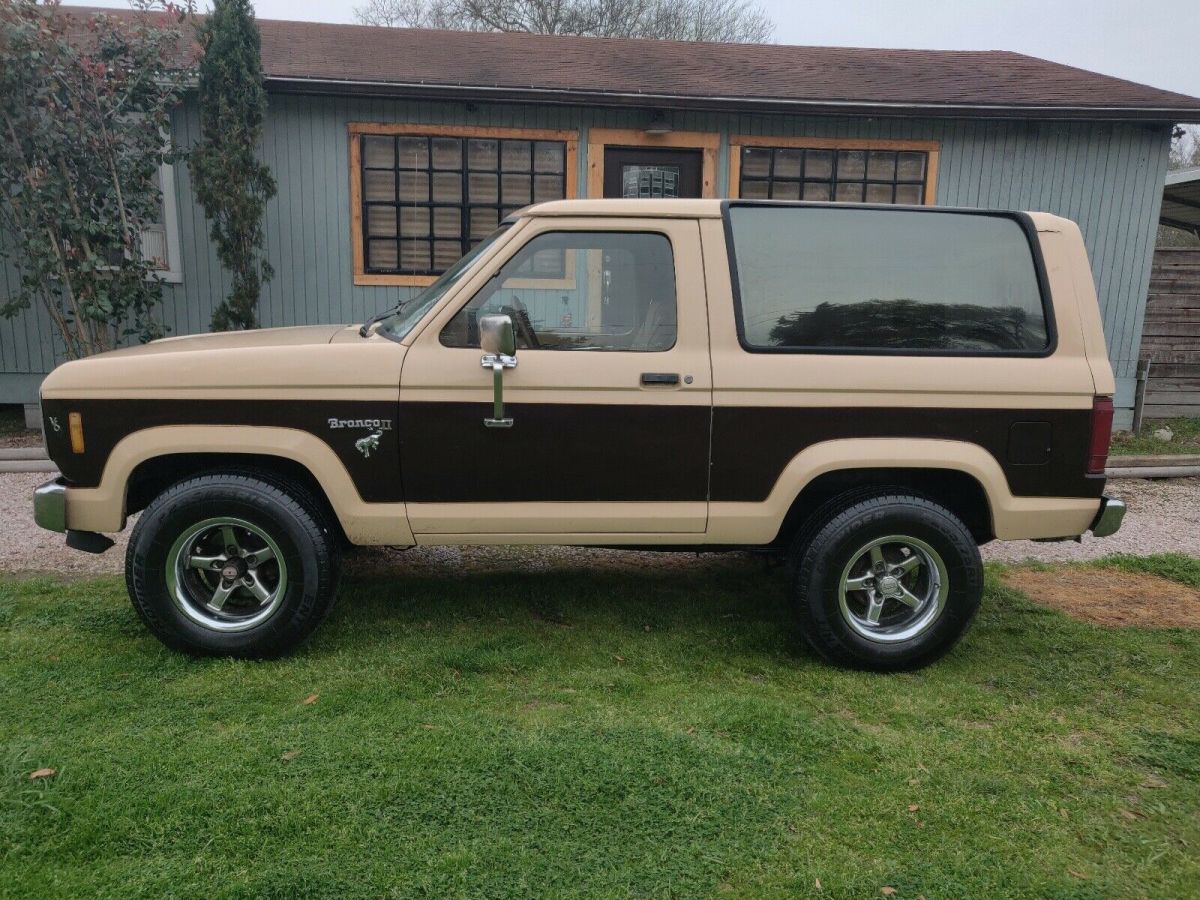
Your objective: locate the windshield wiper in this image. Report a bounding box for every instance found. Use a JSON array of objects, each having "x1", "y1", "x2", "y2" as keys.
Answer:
[{"x1": 358, "y1": 300, "x2": 409, "y2": 338}]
